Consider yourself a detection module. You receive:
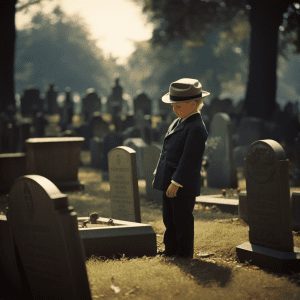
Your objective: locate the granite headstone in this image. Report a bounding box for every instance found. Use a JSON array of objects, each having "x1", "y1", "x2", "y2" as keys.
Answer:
[
  {"x1": 108, "y1": 146, "x2": 141, "y2": 222},
  {"x1": 8, "y1": 175, "x2": 92, "y2": 299}
]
